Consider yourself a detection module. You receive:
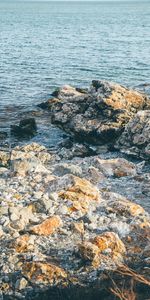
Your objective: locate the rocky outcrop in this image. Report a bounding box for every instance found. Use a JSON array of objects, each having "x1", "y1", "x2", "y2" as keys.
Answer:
[
  {"x1": 117, "y1": 110, "x2": 150, "y2": 160},
  {"x1": 39, "y1": 81, "x2": 149, "y2": 147}
]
